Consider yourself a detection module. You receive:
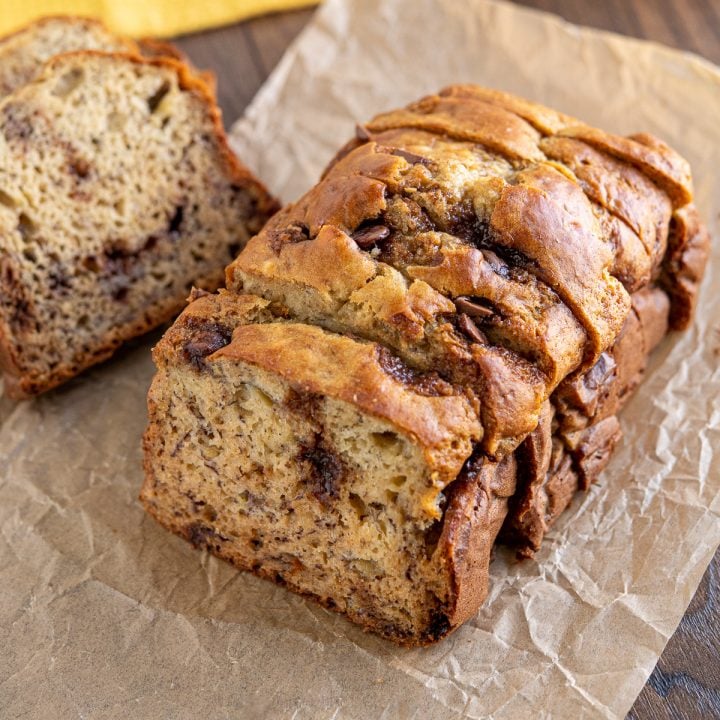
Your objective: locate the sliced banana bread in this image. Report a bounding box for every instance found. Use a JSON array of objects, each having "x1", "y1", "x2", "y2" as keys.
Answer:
[
  {"x1": 0, "y1": 52, "x2": 278, "y2": 397},
  {"x1": 141, "y1": 87, "x2": 708, "y2": 644}
]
